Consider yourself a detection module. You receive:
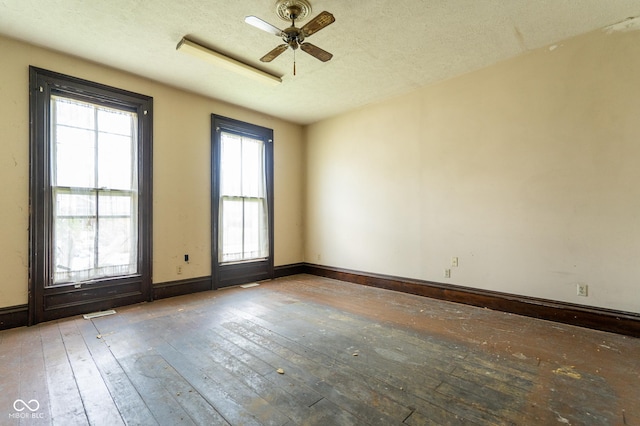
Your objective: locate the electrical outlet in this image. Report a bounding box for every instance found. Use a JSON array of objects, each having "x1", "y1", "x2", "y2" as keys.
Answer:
[
  {"x1": 576, "y1": 283, "x2": 588, "y2": 297},
  {"x1": 176, "y1": 265, "x2": 183, "y2": 275},
  {"x1": 444, "y1": 269, "x2": 451, "y2": 278},
  {"x1": 452, "y1": 257, "x2": 459, "y2": 267}
]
